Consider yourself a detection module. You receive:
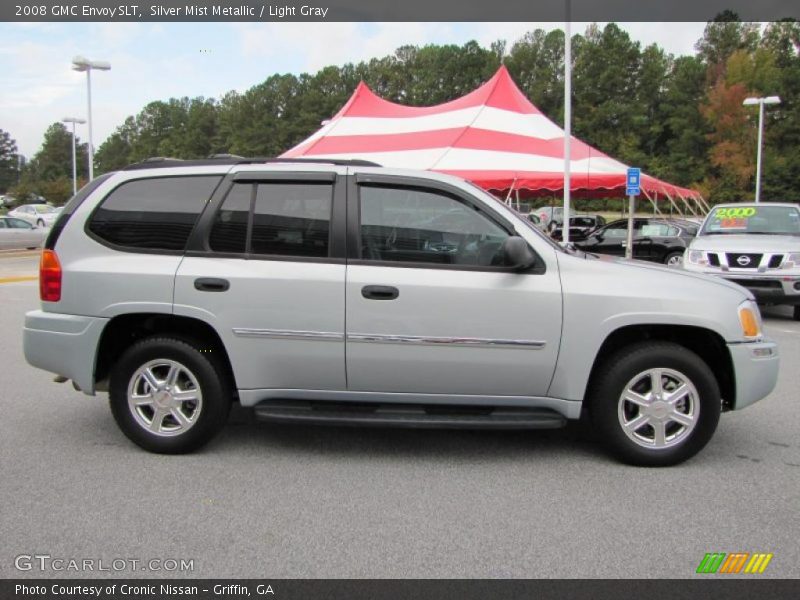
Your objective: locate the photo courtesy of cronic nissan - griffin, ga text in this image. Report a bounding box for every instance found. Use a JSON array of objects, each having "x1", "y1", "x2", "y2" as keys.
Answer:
[{"x1": 23, "y1": 158, "x2": 779, "y2": 466}]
